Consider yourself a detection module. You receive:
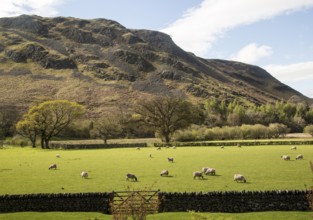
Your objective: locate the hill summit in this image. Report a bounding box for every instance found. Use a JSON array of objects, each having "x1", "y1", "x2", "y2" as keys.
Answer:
[{"x1": 0, "y1": 15, "x2": 310, "y2": 116}]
